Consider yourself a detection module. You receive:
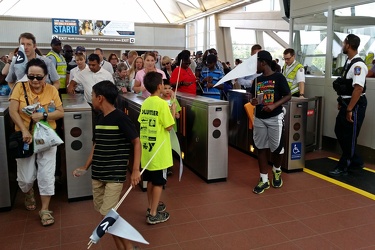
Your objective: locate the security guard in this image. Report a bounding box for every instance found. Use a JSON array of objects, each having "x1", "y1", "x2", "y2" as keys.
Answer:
[
  {"x1": 47, "y1": 37, "x2": 67, "y2": 94},
  {"x1": 330, "y1": 34, "x2": 368, "y2": 177},
  {"x1": 282, "y1": 48, "x2": 305, "y2": 98}
]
